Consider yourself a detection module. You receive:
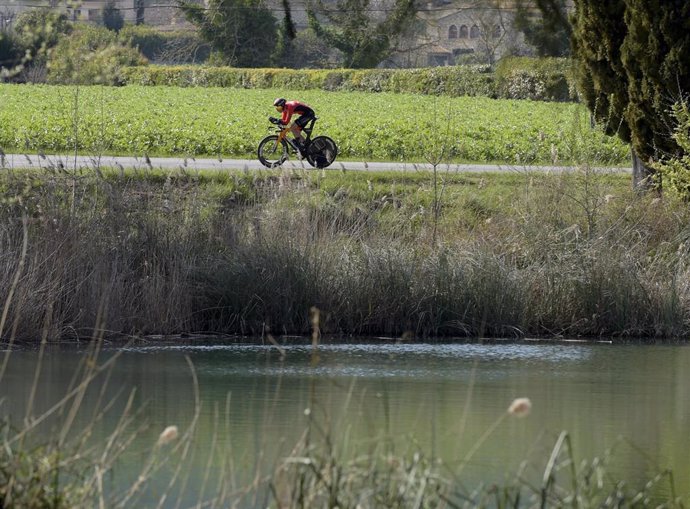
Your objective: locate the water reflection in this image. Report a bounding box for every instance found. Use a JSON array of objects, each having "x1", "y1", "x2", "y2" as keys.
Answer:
[{"x1": 1, "y1": 341, "x2": 689, "y2": 506}]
